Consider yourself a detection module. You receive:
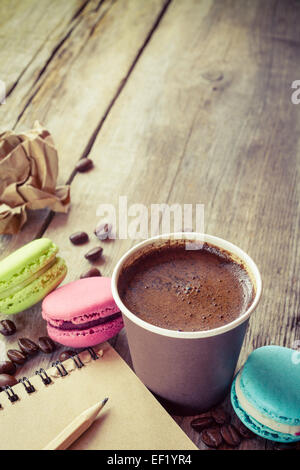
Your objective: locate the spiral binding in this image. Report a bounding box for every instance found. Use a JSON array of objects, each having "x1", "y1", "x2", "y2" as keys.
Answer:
[
  {"x1": 52, "y1": 360, "x2": 68, "y2": 377},
  {"x1": 4, "y1": 385, "x2": 19, "y2": 403},
  {"x1": 72, "y1": 354, "x2": 84, "y2": 369},
  {"x1": 0, "y1": 347, "x2": 99, "y2": 407},
  {"x1": 18, "y1": 377, "x2": 35, "y2": 394},
  {"x1": 87, "y1": 347, "x2": 99, "y2": 360},
  {"x1": 35, "y1": 368, "x2": 52, "y2": 385}
]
